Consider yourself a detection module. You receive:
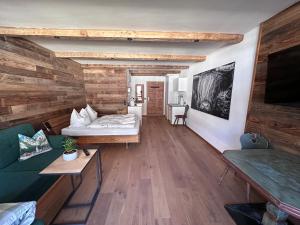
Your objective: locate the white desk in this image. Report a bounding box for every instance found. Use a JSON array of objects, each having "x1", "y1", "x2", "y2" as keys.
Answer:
[{"x1": 167, "y1": 104, "x2": 186, "y2": 125}]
